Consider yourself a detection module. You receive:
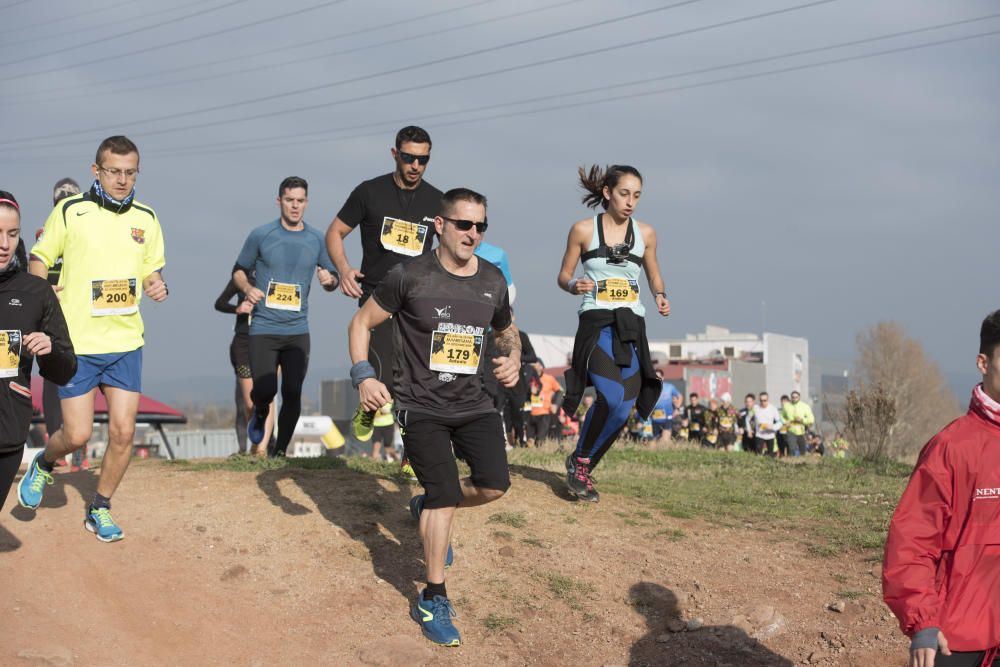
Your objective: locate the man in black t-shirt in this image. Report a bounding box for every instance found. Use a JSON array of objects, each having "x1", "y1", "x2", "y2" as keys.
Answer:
[
  {"x1": 327, "y1": 126, "x2": 443, "y2": 390},
  {"x1": 348, "y1": 188, "x2": 521, "y2": 648},
  {"x1": 685, "y1": 393, "x2": 707, "y2": 444}
]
